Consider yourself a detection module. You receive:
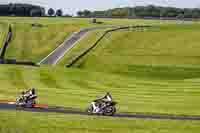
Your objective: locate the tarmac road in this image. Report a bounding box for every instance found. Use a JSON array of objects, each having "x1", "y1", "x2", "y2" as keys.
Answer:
[
  {"x1": 39, "y1": 26, "x2": 118, "y2": 65},
  {"x1": 1, "y1": 103, "x2": 200, "y2": 121}
]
